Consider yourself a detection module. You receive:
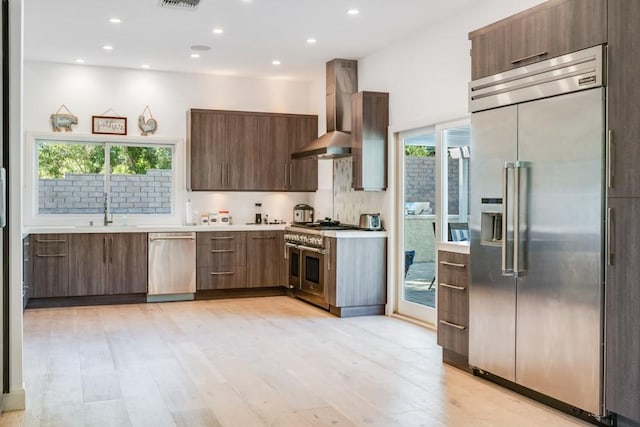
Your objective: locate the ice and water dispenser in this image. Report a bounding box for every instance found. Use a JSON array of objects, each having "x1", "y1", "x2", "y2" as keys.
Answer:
[{"x1": 480, "y1": 198, "x2": 503, "y2": 245}]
